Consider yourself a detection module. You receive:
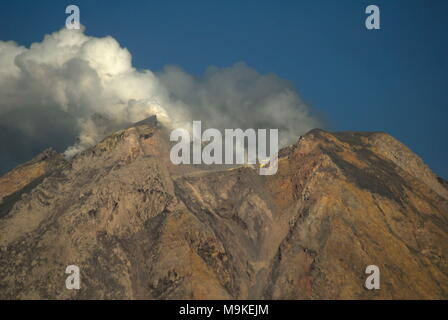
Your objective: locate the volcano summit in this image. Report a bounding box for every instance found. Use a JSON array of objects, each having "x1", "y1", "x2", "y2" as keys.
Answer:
[{"x1": 0, "y1": 116, "x2": 447, "y2": 299}]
